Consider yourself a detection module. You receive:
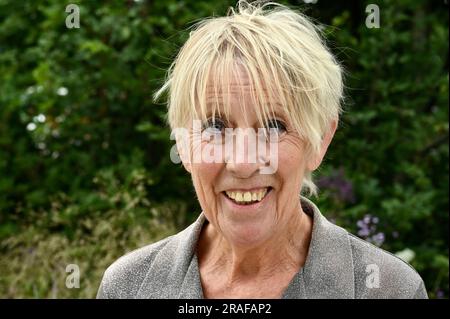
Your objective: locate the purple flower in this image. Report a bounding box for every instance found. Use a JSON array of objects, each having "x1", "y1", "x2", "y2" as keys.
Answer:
[
  {"x1": 356, "y1": 214, "x2": 386, "y2": 246},
  {"x1": 358, "y1": 228, "x2": 370, "y2": 237},
  {"x1": 371, "y1": 232, "x2": 385, "y2": 246},
  {"x1": 316, "y1": 168, "x2": 355, "y2": 203}
]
